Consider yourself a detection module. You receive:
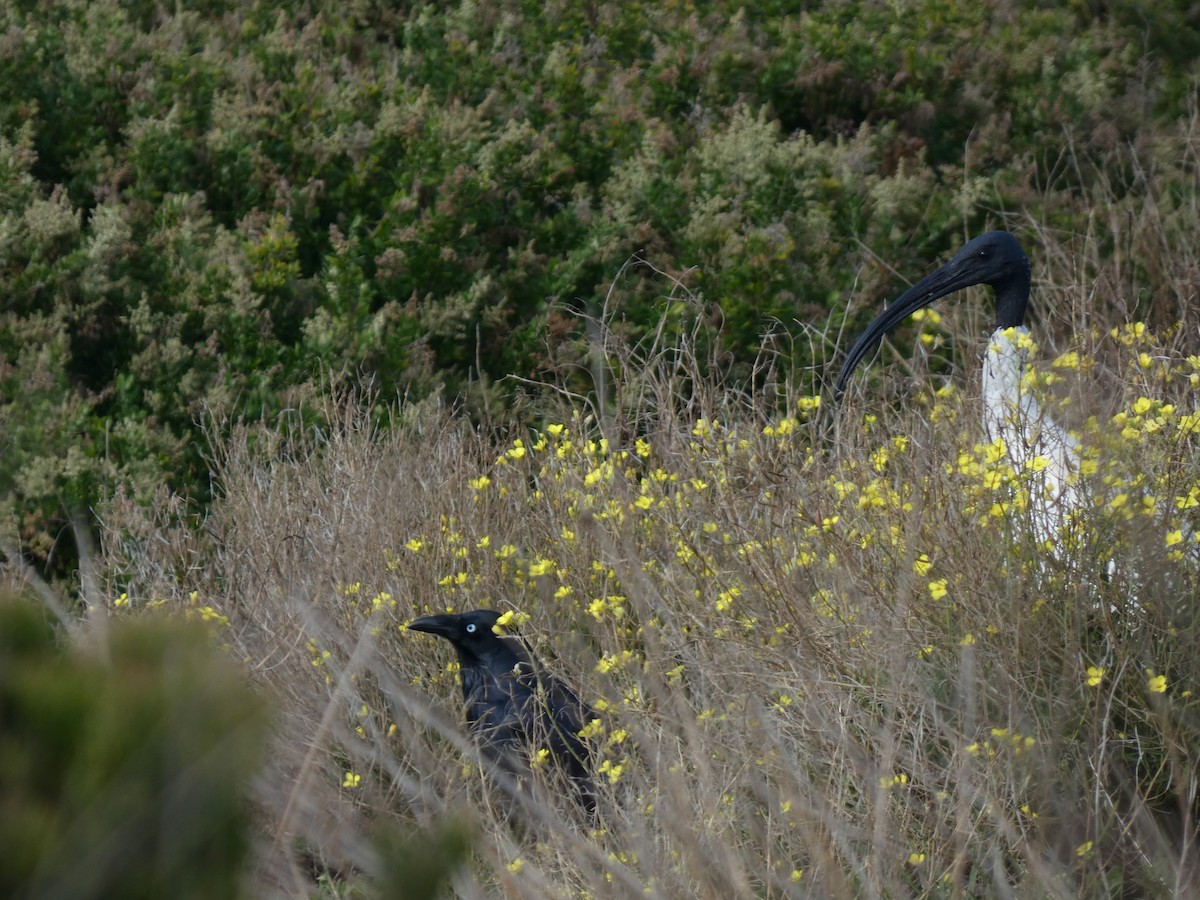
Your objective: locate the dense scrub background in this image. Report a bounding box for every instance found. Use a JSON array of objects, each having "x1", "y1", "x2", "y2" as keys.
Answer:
[{"x1": 3, "y1": 0, "x2": 1200, "y2": 566}]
